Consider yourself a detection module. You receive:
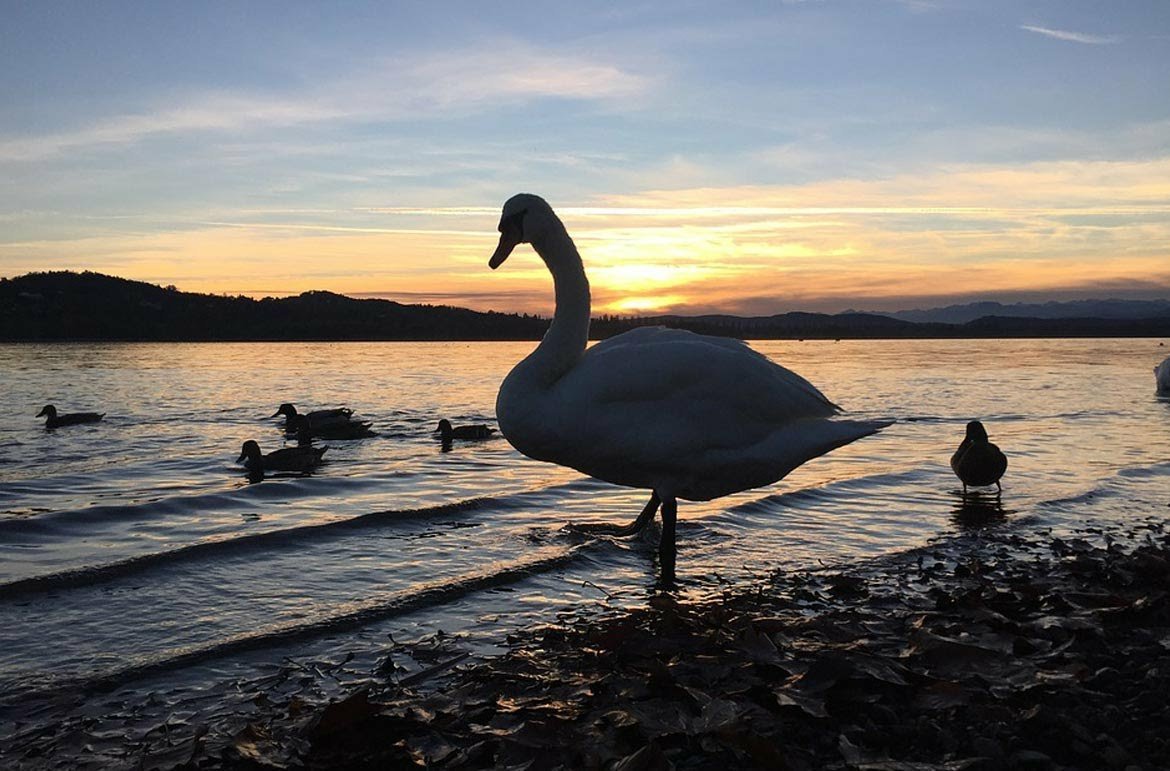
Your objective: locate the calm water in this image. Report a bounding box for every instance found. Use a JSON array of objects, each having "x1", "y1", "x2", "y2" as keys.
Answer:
[{"x1": 1, "y1": 338, "x2": 1169, "y2": 763}]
